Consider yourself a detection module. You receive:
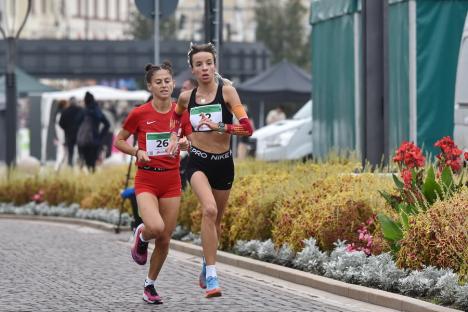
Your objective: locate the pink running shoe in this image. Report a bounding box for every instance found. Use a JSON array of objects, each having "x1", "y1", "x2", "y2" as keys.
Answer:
[
  {"x1": 143, "y1": 284, "x2": 162, "y2": 304},
  {"x1": 131, "y1": 223, "x2": 148, "y2": 265}
]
